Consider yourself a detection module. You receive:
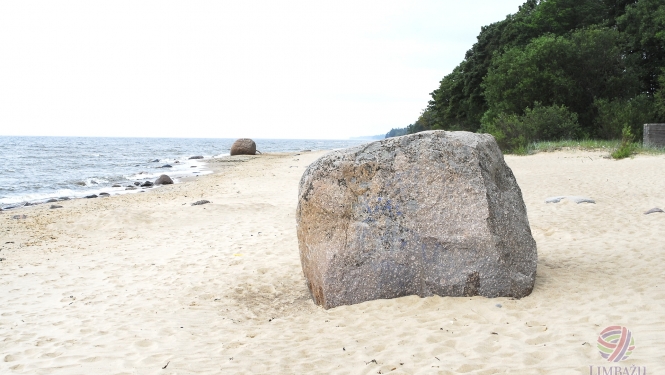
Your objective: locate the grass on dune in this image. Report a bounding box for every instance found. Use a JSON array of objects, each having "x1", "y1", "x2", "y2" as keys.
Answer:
[{"x1": 506, "y1": 139, "x2": 665, "y2": 157}]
